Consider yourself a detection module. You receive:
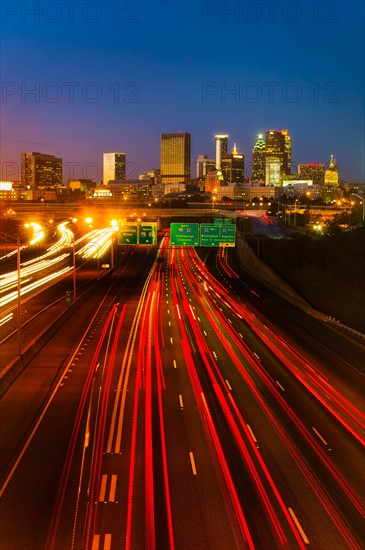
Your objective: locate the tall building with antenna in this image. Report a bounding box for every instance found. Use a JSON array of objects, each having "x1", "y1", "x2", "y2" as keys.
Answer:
[{"x1": 221, "y1": 142, "x2": 245, "y2": 184}]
